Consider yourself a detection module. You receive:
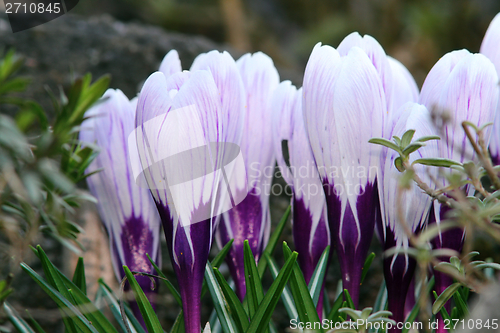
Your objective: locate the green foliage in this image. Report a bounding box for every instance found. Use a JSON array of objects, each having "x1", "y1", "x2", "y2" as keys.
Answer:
[{"x1": 0, "y1": 49, "x2": 109, "y2": 262}]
